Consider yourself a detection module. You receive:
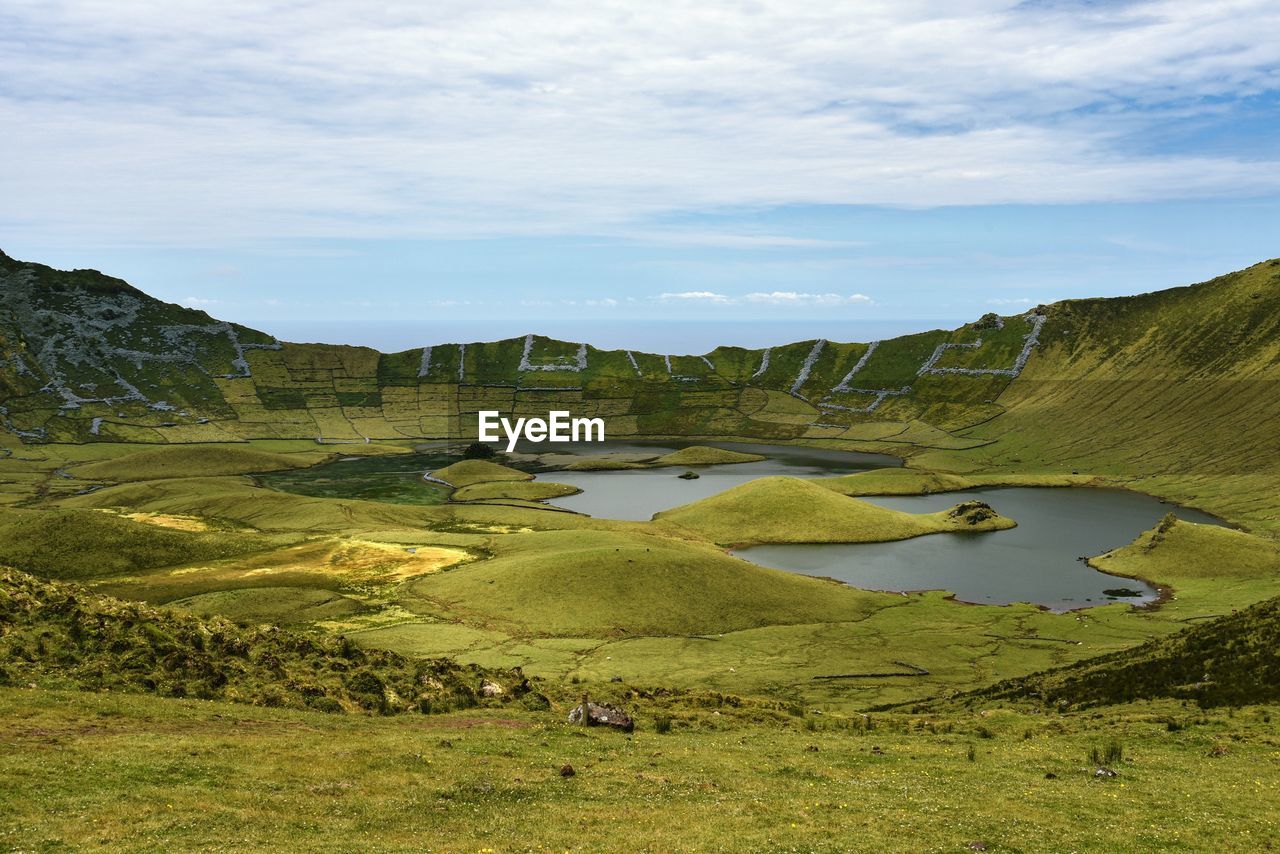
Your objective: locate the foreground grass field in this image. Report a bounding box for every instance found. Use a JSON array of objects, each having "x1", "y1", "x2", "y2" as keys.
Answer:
[{"x1": 1, "y1": 688, "x2": 1276, "y2": 852}]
